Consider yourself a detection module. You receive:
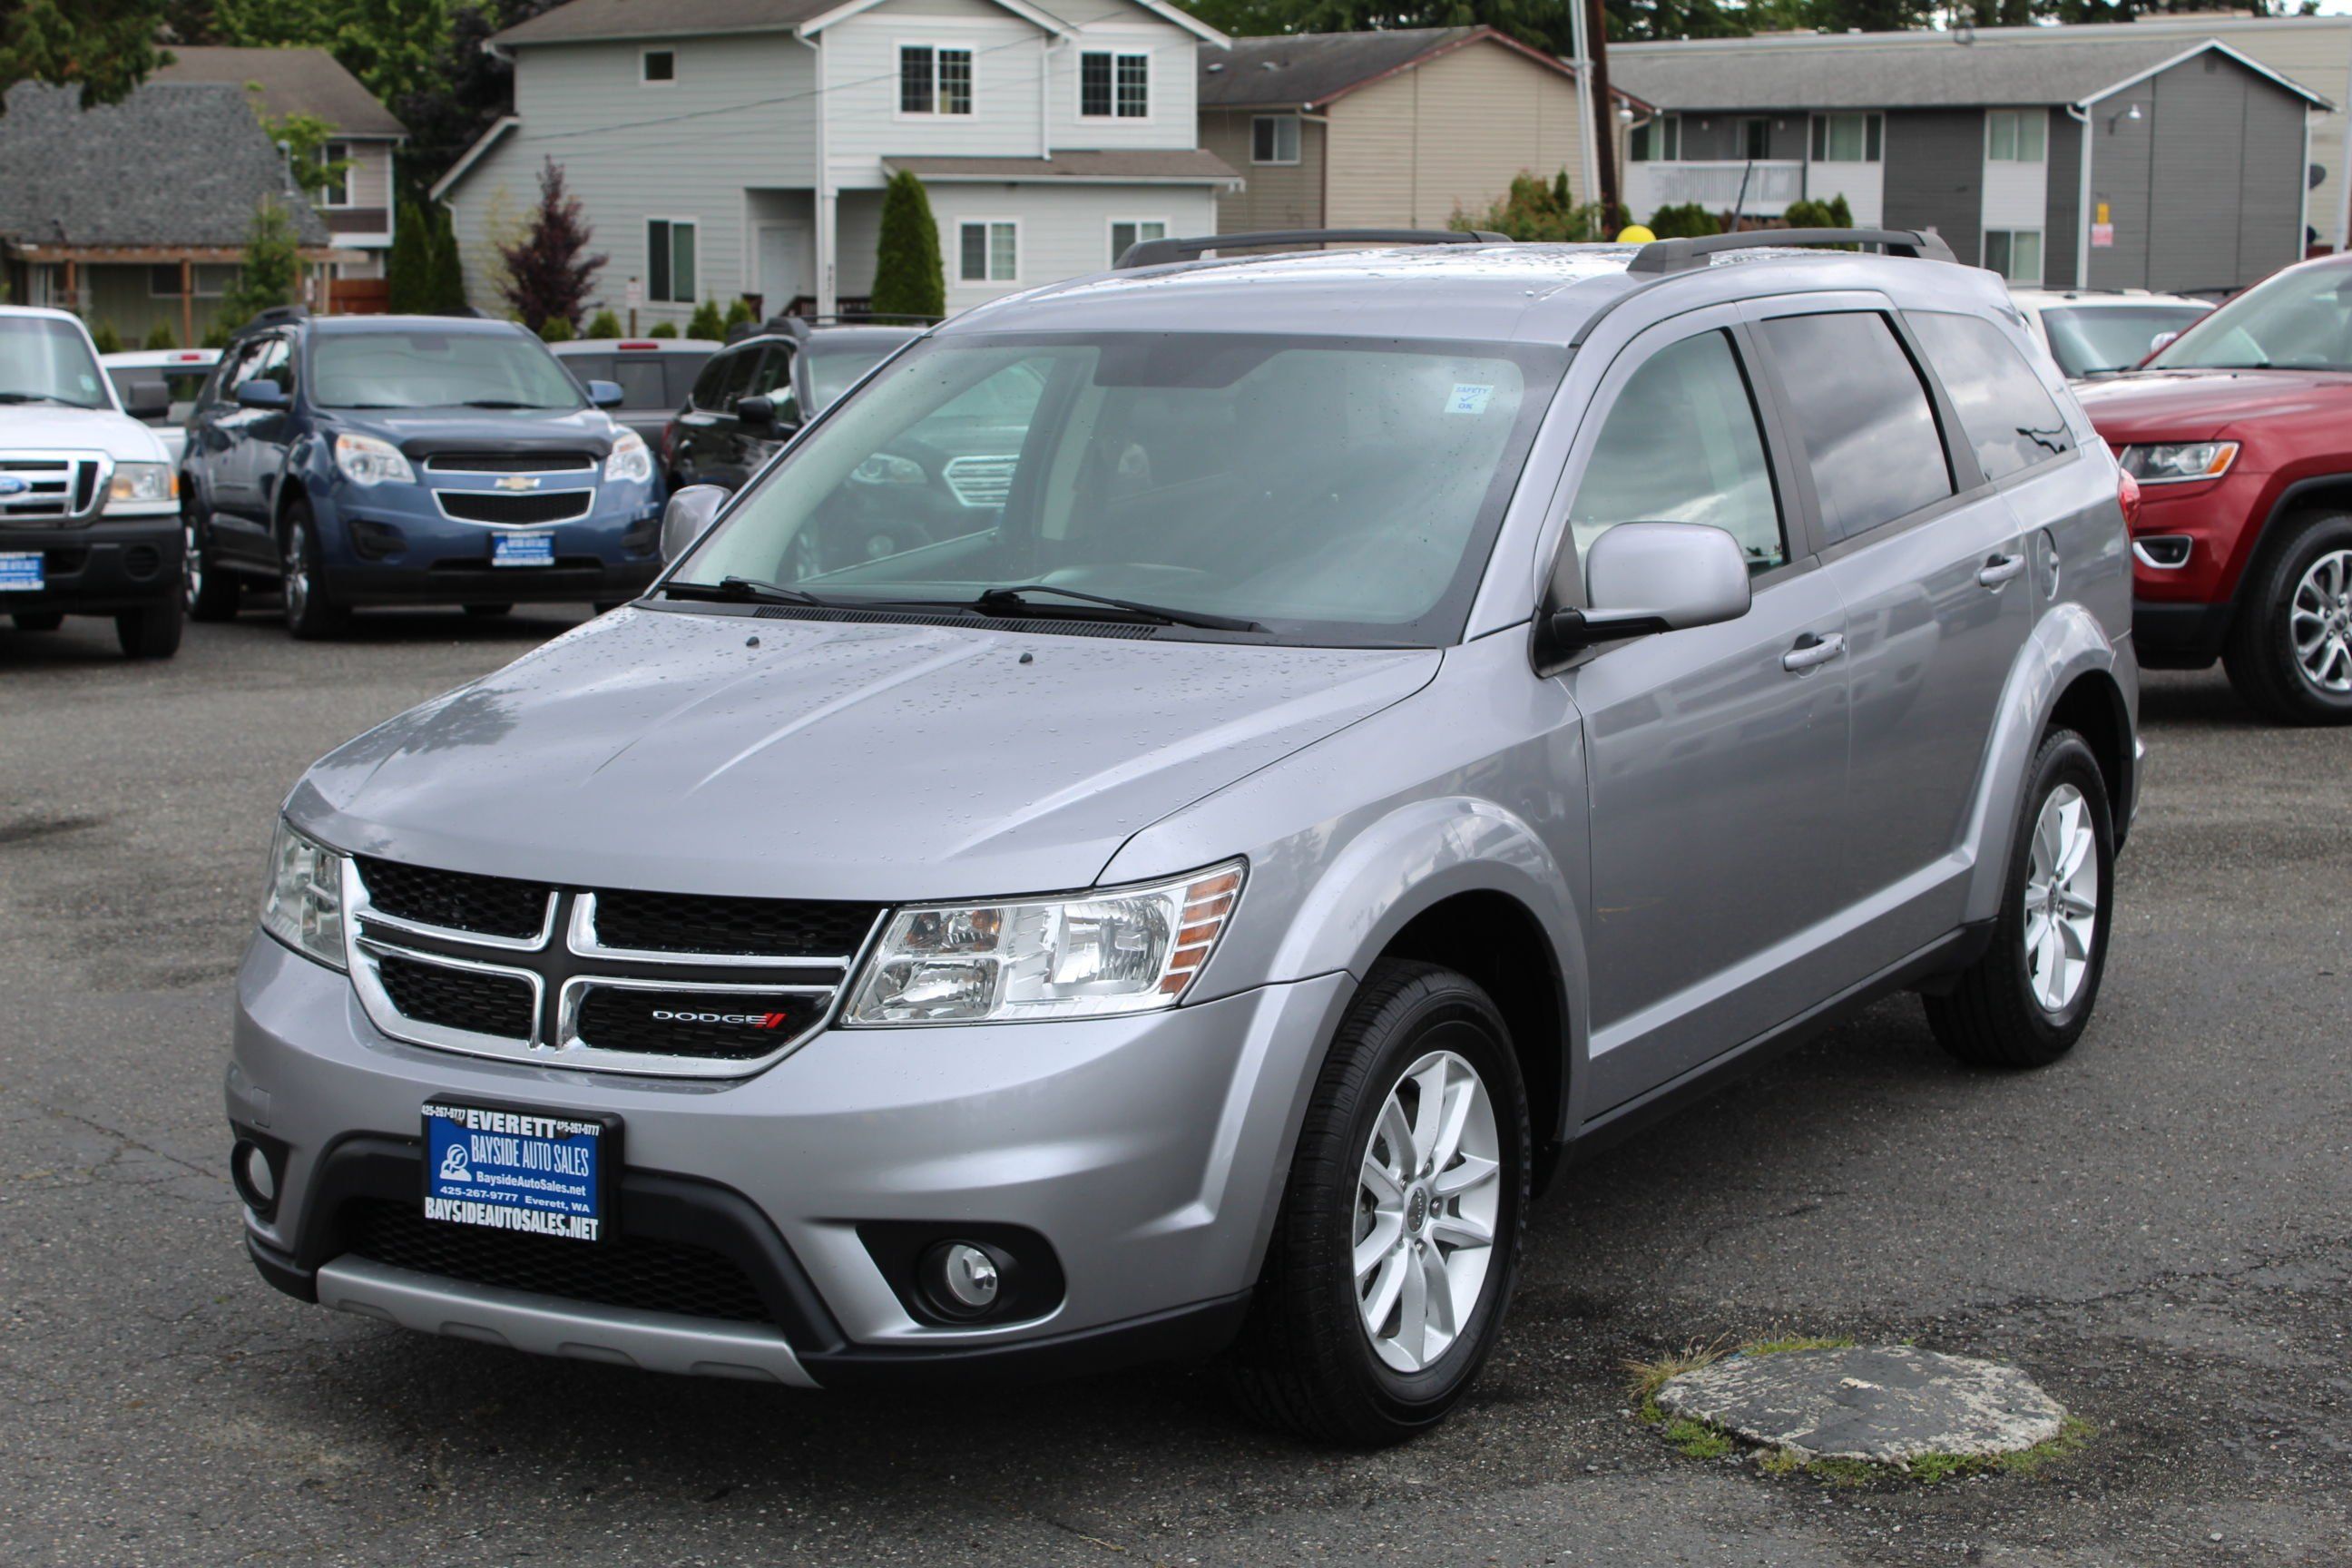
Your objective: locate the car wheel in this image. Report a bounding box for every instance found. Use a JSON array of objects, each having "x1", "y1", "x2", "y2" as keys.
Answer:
[
  {"x1": 184, "y1": 499, "x2": 241, "y2": 622},
  {"x1": 463, "y1": 603, "x2": 514, "y2": 618},
  {"x1": 279, "y1": 501, "x2": 345, "y2": 642},
  {"x1": 11, "y1": 612, "x2": 64, "y2": 632},
  {"x1": 1227, "y1": 960, "x2": 1528, "y2": 1447},
  {"x1": 2222, "y1": 512, "x2": 2352, "y2": 725},
  {"x1": 1922, "y1": 728, "x2": 2113, "y2": 1069},
  {"x1": 115, "y1": 594, "x2": 184, "y2": 660}
]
